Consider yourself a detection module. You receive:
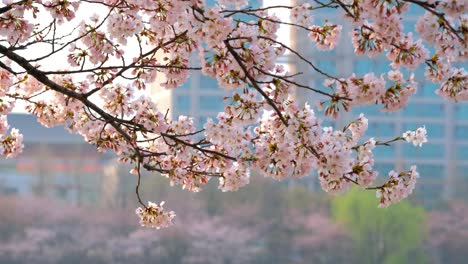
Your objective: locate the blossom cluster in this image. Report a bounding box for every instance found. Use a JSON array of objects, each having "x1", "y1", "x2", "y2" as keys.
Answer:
[
  {"x1": 135, "y1": 201, "x2": 176, "y2": 229},
  {"x1": 323, "y1": 70, "x2": 418, "y2": 115},
  {"x1": 377, "y1": 166, "x2": 420, "y2": 208},
  {"x1": 436, "y1": 68, "x2": 468, "y2": 101},
  {"x1": 0, "y1": 128, "x2": 24, "y2": 159},
  {"x1": 403, "y1": 126, "x2": 428, "y2": 147},
  {"x1": 309, "y1": 24, "x2": 342, "y2": 50},
  {"x1": 346, "y1": 0, "x2": 466, "y2": 103},
  {"x1": 0, "y1": 69, "x2": 23, "y2": 159},
  {"x1": 353, "y1": 138, "x2": 378, "y2": 187},
  {"x1": 290, "y1": 3, "x2": 313, "y2": 27}
]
